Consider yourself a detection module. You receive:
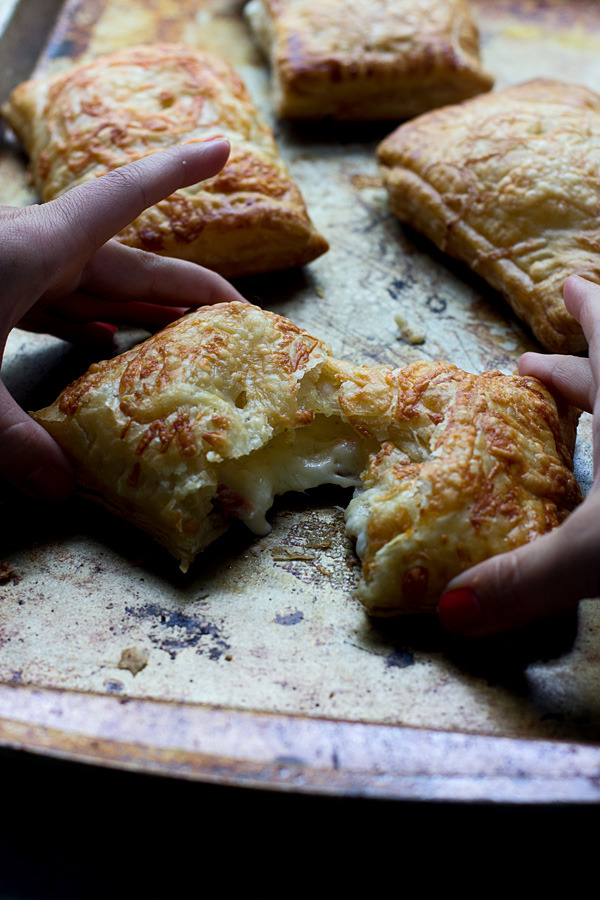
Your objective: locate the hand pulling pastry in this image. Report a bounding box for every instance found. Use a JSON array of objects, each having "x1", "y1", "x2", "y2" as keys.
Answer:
[
  {"x1": 1, "y1": 43, "x2": 328, "y2": 278},
  {"x1": 33, "y1": 302, "x2": 581, "y2": 614},
  {"x1": 244, "y1": 0, "x2": 493, "y2": 120},
  {"x1": 377, "y1": 78, "x2": 600, "y2": 353}
]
